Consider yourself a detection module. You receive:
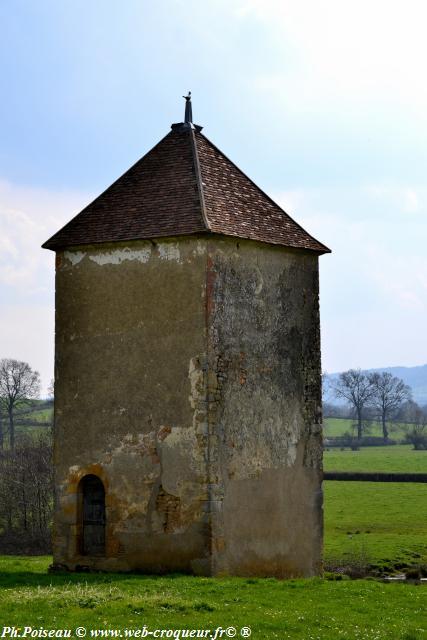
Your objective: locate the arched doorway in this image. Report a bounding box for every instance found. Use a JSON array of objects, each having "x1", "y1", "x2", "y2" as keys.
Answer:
[{"x1": 79, "y1": 475, "x2": 105, "y2": 556}]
